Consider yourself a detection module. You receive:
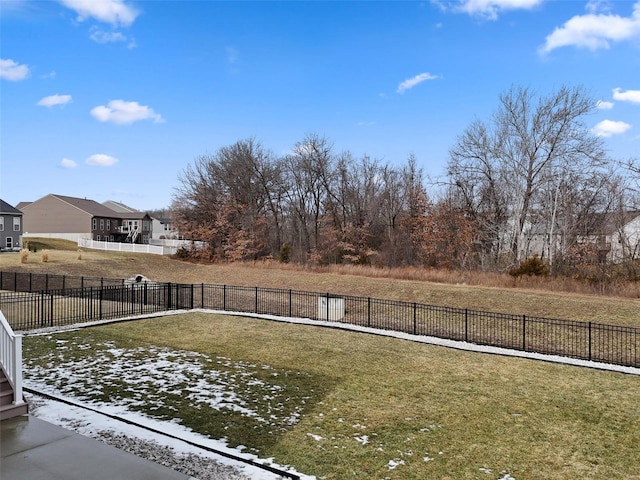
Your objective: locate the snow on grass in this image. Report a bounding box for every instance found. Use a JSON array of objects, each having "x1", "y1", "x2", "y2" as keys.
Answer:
[
  {"x1": 27, "y1": 393, "x2": 310, "y2": 480},
  {"x1": 23, "y1": 331, "x2": 320, "y2": 479}
]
